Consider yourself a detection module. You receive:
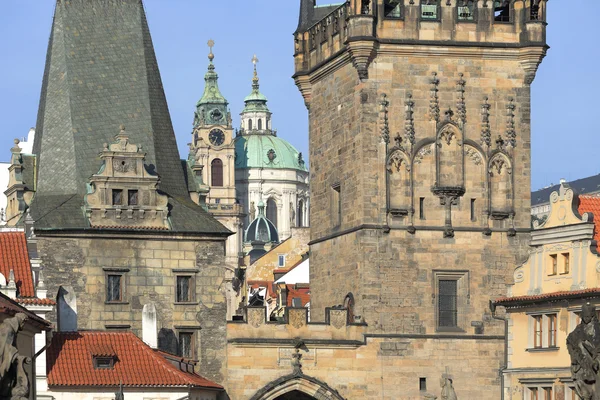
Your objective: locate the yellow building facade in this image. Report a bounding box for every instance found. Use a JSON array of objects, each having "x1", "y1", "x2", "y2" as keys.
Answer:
[{"x1": 493, "y1": 183, "x2": 600, "y2": 400}]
